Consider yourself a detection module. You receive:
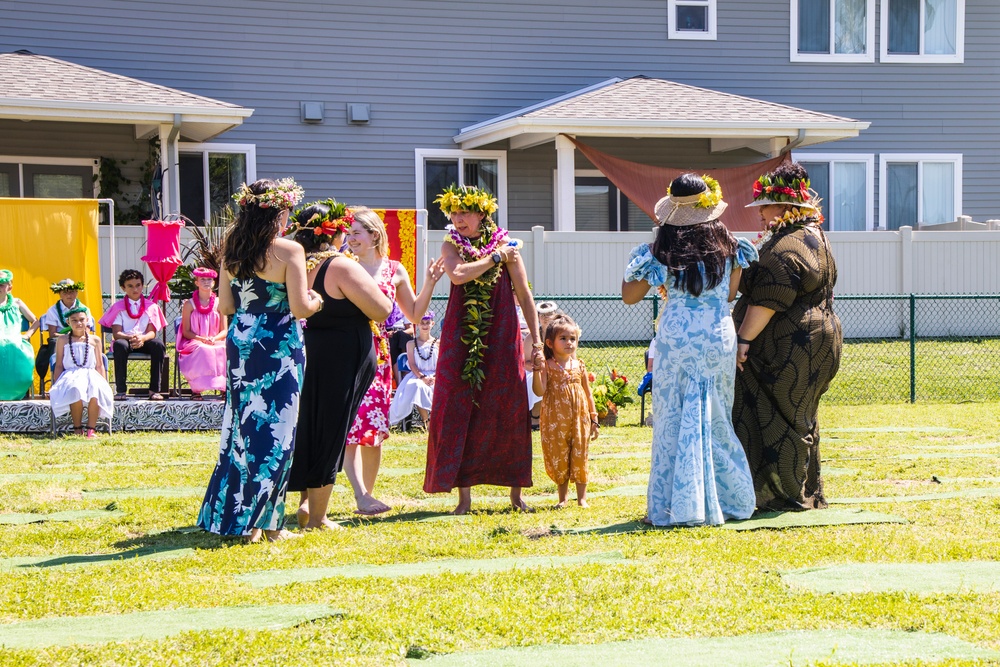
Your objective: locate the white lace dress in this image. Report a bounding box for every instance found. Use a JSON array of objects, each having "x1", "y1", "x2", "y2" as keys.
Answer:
[
  {"x1": 49, "y1": 340, "x2": 114, "y2": 420},
  {"x1": 388, "y1": 338, "x2": 439, "y2": 425}
]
